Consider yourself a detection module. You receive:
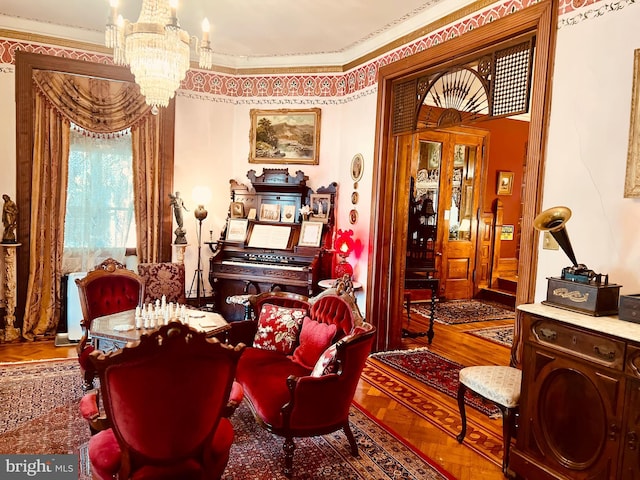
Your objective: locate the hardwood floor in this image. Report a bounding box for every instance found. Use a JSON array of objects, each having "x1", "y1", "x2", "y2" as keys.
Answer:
[{"x1": 0, "y1": 308, "x2": 512, "y2": 480}]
